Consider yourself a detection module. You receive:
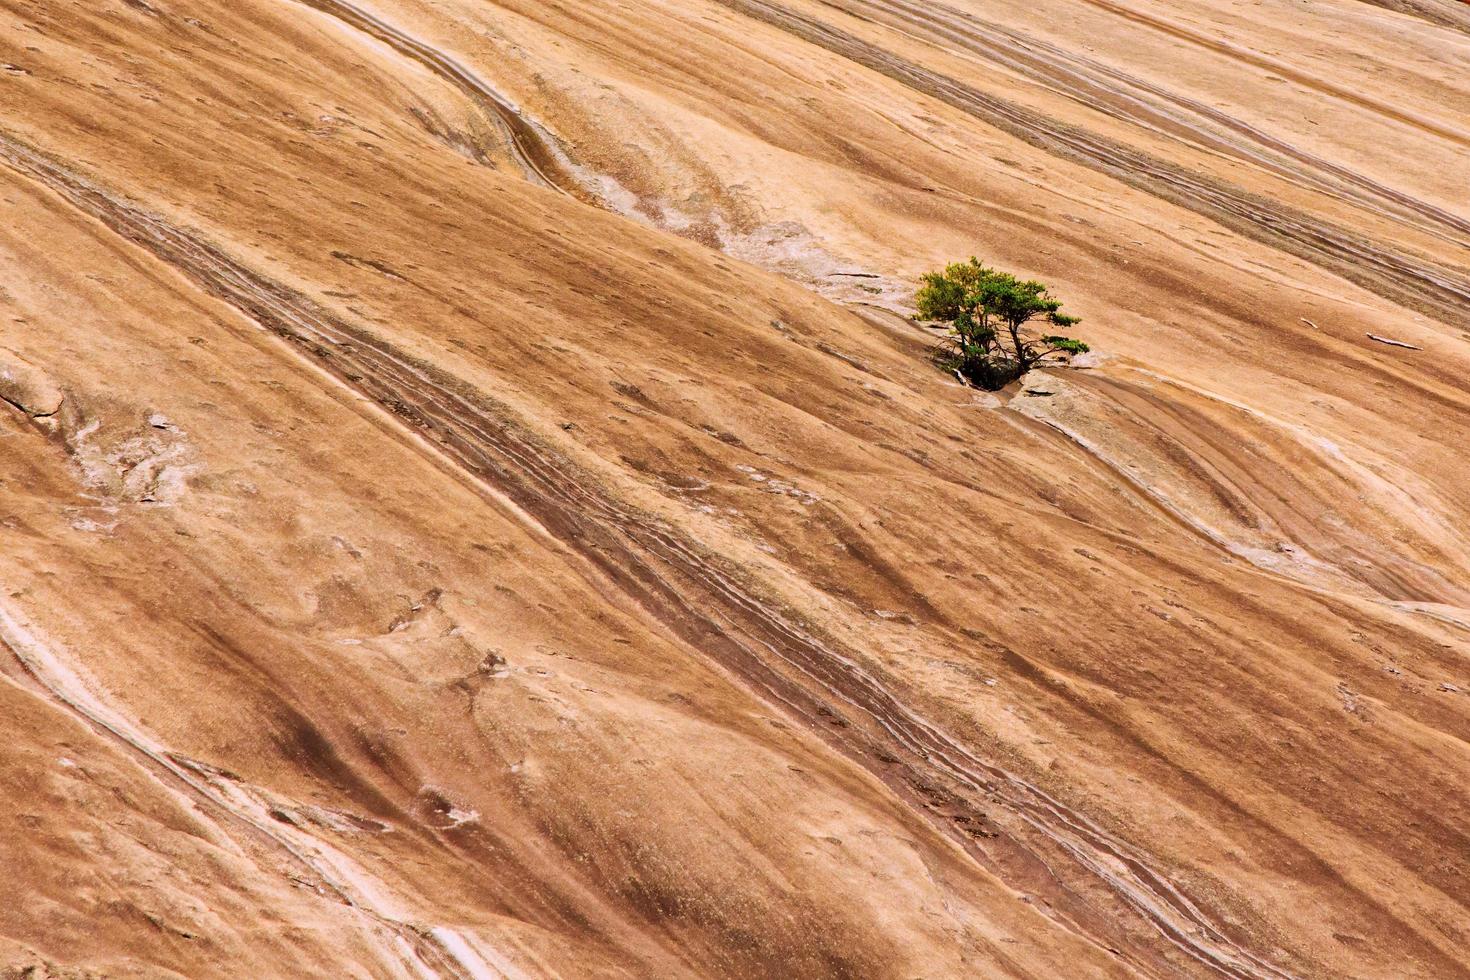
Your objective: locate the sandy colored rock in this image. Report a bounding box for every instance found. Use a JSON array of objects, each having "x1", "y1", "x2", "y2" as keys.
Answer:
[
  {"x1": 0, "y1": 0, "x2": 1466, "y2": 977},
  {"x1": 0, "y1": 348, "x2": 63, "y2": 417}
]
